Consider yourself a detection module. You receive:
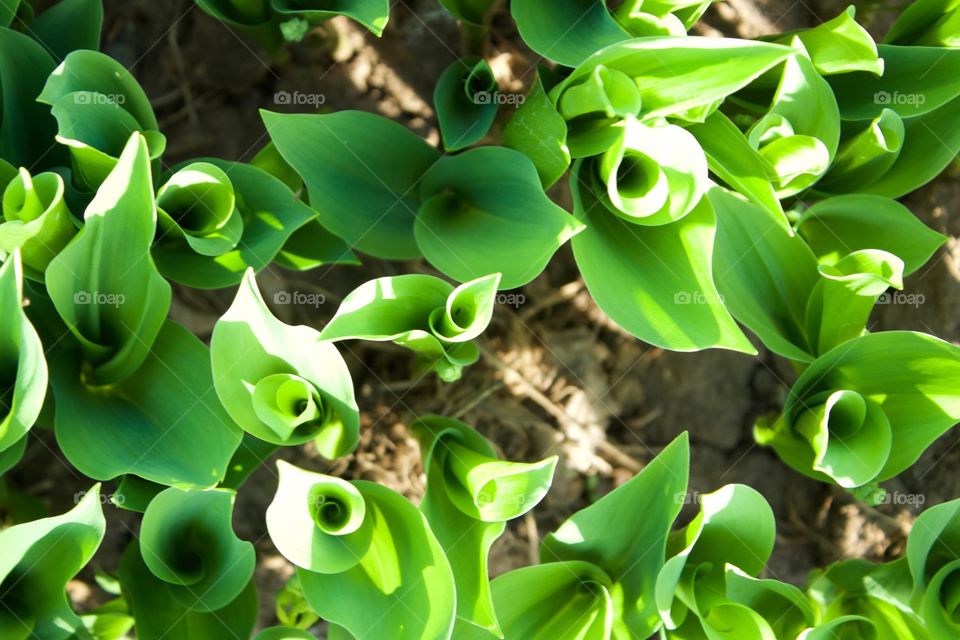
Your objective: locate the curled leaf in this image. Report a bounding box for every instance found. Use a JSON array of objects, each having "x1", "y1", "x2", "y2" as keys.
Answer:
[
  {"x1": 320, "y1": 273, "x2": 499, "y2": 381},
  {"x1": 0, "y1": 169, "x2": 77, "y2": 279},
  {"x1": 0, "y1": 485, "x2": 105, "y2": 640},
  {"x1": 0, "y1": 251, "x2": 47, "y2": 454},
  {"x1": 267, "y1": 461, "x2": 456, "y2": 640},
  {"x1": 414, "y1": 416, "x2": 556, "y2": 635},
  {"x1": 211, "y1": 269, "x2": 359, "y2": 457},
  {"x1": 139, "y1": 487, "x2": 255, "y2": 611},
  {"x1": 155, "y1": 162, "x2": 242, "y2": 258},
  {"x1": 434, "y1": 57, "x2": 498, "y2": 151}
]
